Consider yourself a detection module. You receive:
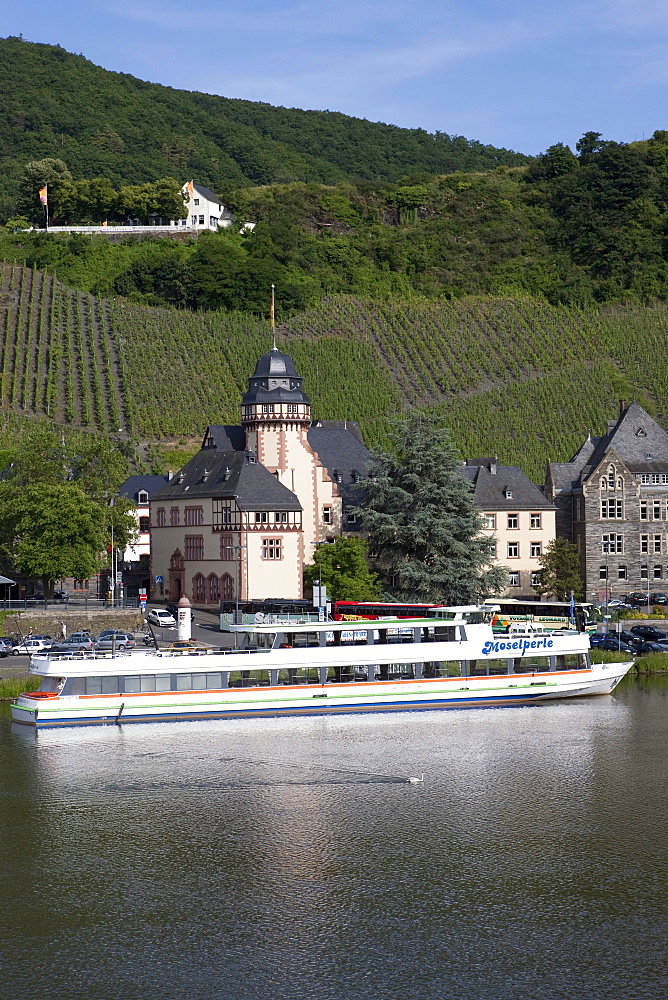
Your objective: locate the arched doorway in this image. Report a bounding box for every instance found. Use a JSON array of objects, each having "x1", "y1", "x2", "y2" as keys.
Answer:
[{"x1": 168, "y1": 549, "x2": 185, "y2": 601}]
